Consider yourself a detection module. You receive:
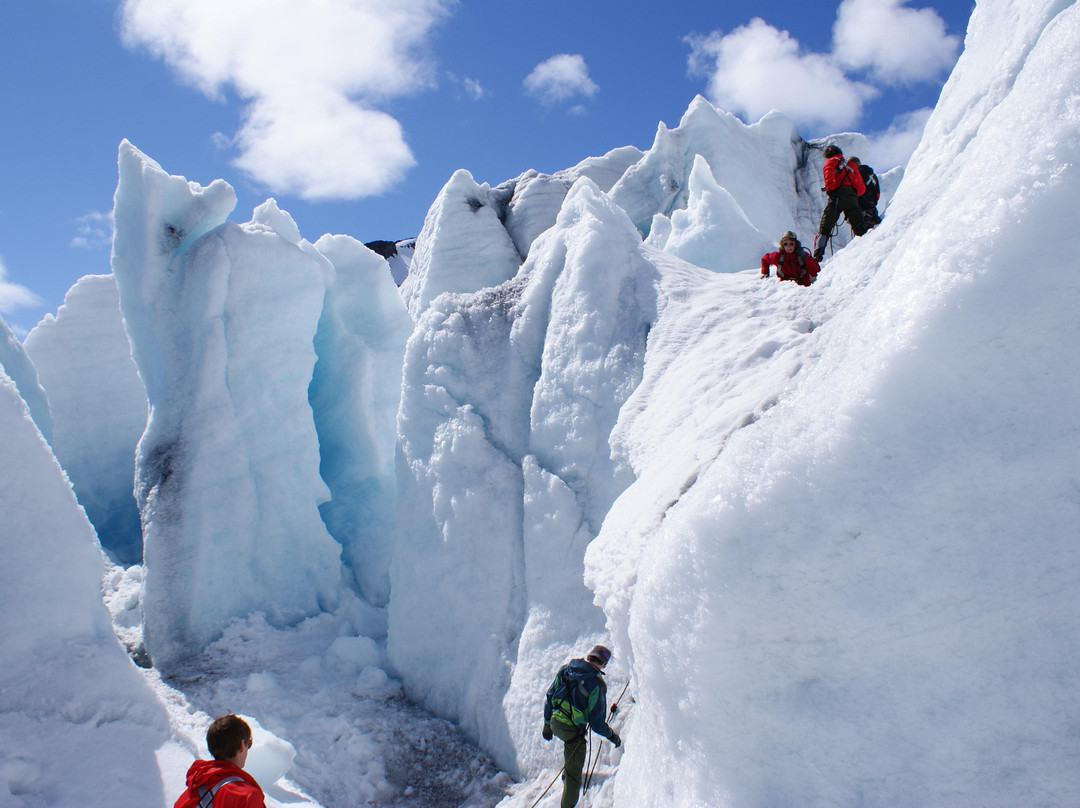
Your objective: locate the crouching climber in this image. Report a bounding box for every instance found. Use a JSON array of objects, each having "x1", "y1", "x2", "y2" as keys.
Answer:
[
  {"x1": 542, "y1": 645, "x2": 622, "y2": 808},
  {"x1": 761, "y1": 231, "x2": 820, "y2": 286}
]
